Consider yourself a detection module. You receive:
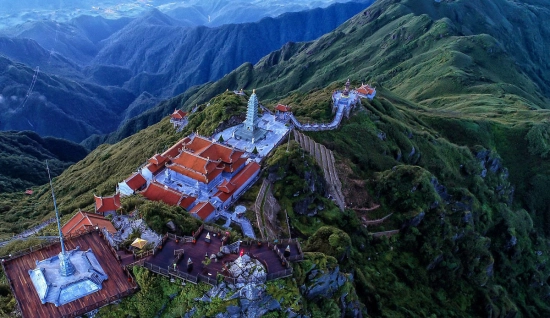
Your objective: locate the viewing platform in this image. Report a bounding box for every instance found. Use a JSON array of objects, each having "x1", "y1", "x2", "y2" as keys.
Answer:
[
  {"x1": 126, "y1": 225, "x2": 303, "y2": 286},
  {"x1": 2, "y1": 231, "x2": 137, "y2": 318}
]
